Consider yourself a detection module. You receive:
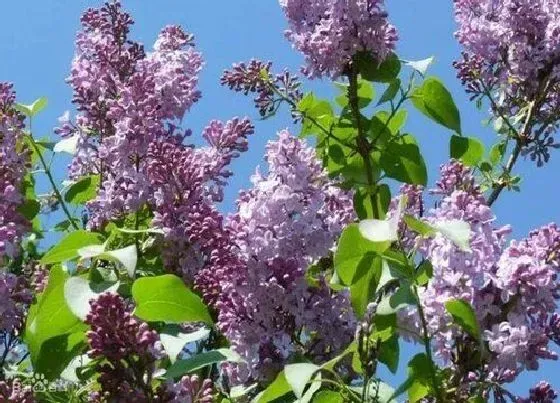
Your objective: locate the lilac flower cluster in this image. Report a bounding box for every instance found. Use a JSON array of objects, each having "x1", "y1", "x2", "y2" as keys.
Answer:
[
  {"x1": 0, "y1": 272, "x2": 32, "y2": 337},
  {"x1": 221, "y1": 60, "x2": 302, "y2": 118},
  {"x1": 279, "y1": 0, "x2": 398, "y2": 78},
  {"x1": 86, "y1": 293, "x2": 164, "y2": 401},
  {"x1": 399, "y1": 161, "x2": 560, "y2": 385},
  {"x1": 63, "y1": 1, "x2": 205, "y2": 227},
  {"x1": 0, "y1": 83, "x2": 29, "y2": 260},
  {"x1": 0, "y1": 379, "x2": 34, "y2": 403},
  {"x1": 217, "y1": 131, "x2": 356, "y2": 383},
  {"x1": 453, "y1": 0, "x2": 560, "y2": 145},
  {"x1": 167, "y1": 375, "x2": 214, "y2": 403},
  {"x1": 146, "y1": 118, "x2": 254, "y2": 304},
  {"x1": 517, "y1": 381, "x2": 558, "y2": 403}
]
